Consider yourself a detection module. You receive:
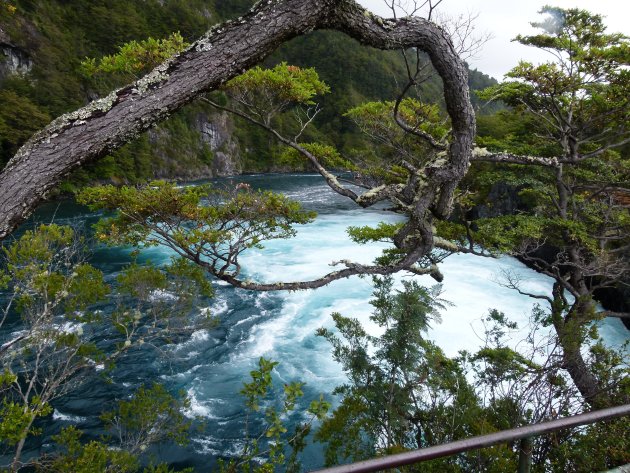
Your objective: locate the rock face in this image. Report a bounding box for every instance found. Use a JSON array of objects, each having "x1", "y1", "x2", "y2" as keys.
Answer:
[
  {"x1": 145, "y1": 110, "x2": 242, "y2": 180},
  {"x1": 595, "y1": 285, "x2": 630, "y2": 330},
  {"x1": 196, "y1": 111, "x2": 242, "y2": 177},
  {"x1": 0, "y1": 27, "x2": 32, "y2": 79},
  {"x1": 468, "y1": 182, "x2": 525, "y2": 219}
]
